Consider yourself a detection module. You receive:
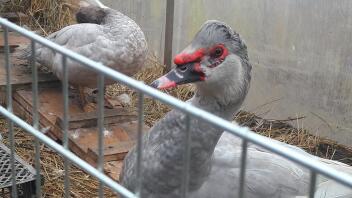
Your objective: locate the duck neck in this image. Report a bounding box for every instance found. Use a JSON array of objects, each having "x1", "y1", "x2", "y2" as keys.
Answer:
[
  {"x1": 141, "y1": 58, "x2": 251, "y2": 195},
  {"x1": 186, "y1": 79, "x2": 249, "y2": 163},
  {"x1": 187, "y1": 91, "x2": 243, "y2": 171},
  {"x1": 191, "y1": 85, "x2": 245, "y2": 119},
  {"x1": 181, "y1": 63, "x2": 251, "y2": 188},
  {"x1": 146, "y1": 75, "x2": 250, "y2": 193}
]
